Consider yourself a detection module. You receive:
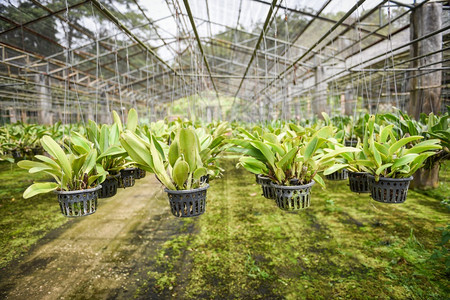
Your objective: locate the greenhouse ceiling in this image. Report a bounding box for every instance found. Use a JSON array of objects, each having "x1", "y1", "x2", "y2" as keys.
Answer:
[{"x1": 0, "y1": 0, "x2": 448, "y2": 122}]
